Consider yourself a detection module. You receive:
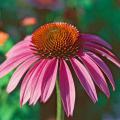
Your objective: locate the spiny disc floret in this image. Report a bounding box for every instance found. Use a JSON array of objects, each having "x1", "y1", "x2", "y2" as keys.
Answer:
[{"x1": 32, "y1": 22, "x2": 80, "y2": 58}]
